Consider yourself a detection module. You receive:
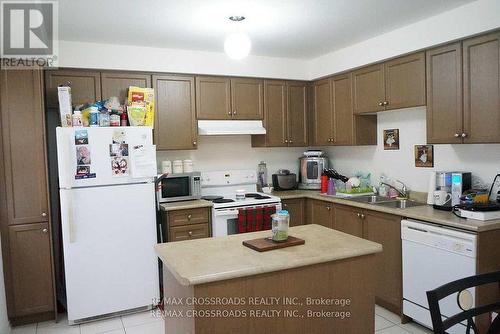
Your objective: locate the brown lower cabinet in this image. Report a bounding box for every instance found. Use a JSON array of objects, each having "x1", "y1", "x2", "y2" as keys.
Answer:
[
  {"x1": 162, "y1": 207, "x2": 211, "y2": 242},
  {"x1": 281, "y1": 198, "x2": 305, "y2": 227},
  {"x1": 8, "y1": 223, "x2": 55, "y2": 317},
  {"x1": 306, "y1": 199, "x2": 334, "y2": 229},
  {"x1": 332, "y1": 205, "x2": 363, "y2": 238}
]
